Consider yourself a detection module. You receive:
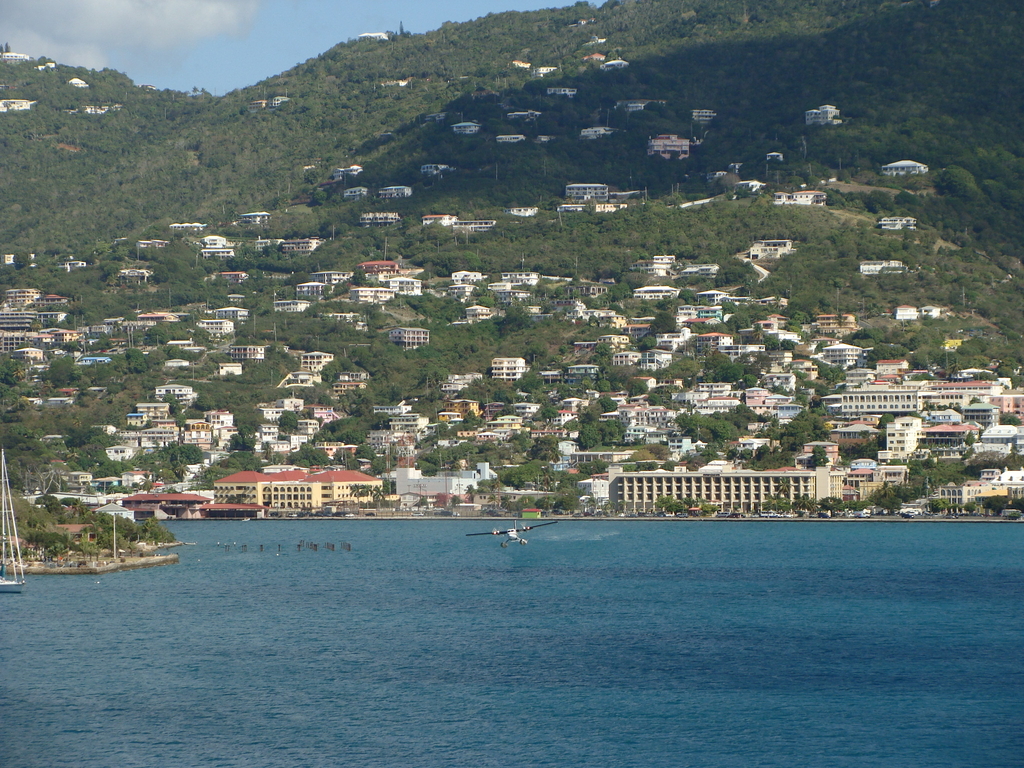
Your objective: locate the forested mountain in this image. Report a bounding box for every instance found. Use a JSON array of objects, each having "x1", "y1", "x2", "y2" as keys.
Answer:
[{"x1": 2, "y1": 0, "x2": 1024, "y2": 495}]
